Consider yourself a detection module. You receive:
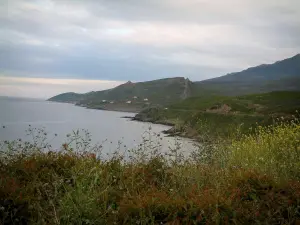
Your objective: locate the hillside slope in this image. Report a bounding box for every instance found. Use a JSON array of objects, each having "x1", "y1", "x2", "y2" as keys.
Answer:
[
  {"x1": 193, "y1": 54, "x2": 300, "y2": 96},
  {"x1": 49, "y1": 54, "x2": 300, "y2": 111},
  {"x1": 169, "y1": 91, "x2": 300, "y2": 115},
  {"x1": 134, "y1": 91, "x2": 300, "y2": 138},
  {"x1": 49, "y1": 77, "x2": 193, "y2": 112},
  {"x1": 48, "y1": 92, "x2": 85, "y2": 103}
]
